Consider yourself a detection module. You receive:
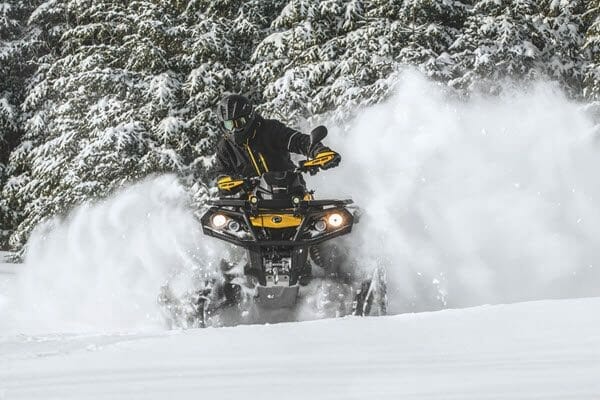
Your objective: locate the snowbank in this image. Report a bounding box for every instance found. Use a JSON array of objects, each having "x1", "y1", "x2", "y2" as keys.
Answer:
[{"x1": 2, "y1": 297, "x2": 599, "y2": 399}]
